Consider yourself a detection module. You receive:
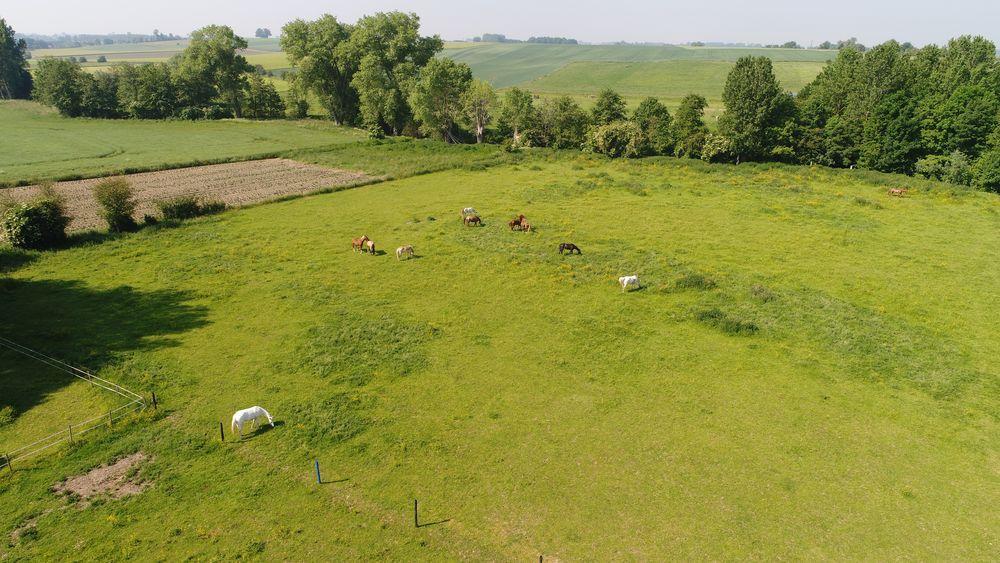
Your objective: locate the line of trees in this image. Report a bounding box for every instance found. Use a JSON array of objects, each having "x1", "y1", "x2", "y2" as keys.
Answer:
[{"x1": 30, "y1": 25, "x2": 284, "y2": 119}]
